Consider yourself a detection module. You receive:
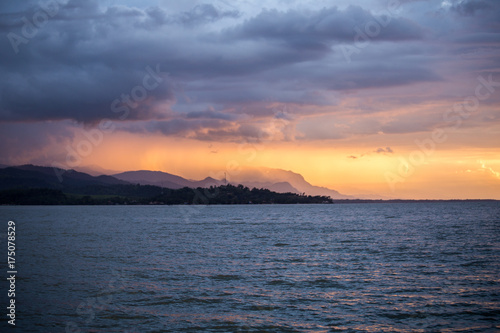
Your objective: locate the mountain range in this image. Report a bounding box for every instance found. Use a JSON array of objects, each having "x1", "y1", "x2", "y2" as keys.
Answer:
[
  {"x1": 0, "y1": 164, "x2": 128, "y2": 190},
  {"x1": 0, "y1": 164, "x2": 352, "y2": 199},
  {"x1": 112, "y1": 167, "x2": 352, "y2": 199}
]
